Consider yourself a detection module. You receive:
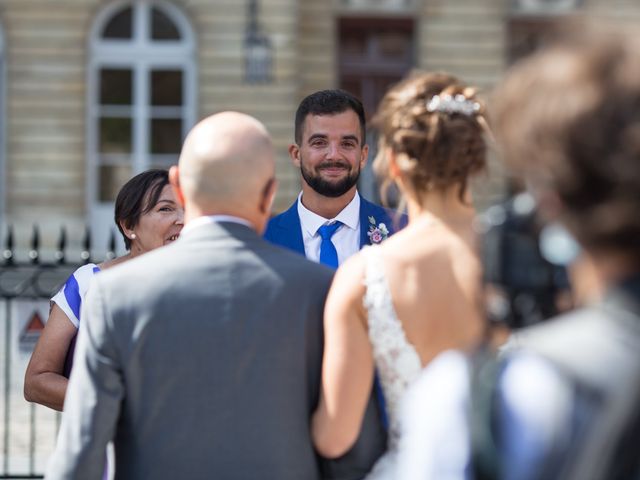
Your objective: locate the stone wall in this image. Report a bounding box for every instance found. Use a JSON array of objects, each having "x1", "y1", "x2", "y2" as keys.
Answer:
[
  {"x1": 1, "y1": 0, "x2": 99, "y2": 229},
  {"x1": 1, "y1": 0, "x2": 639, "y2": 232}
]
